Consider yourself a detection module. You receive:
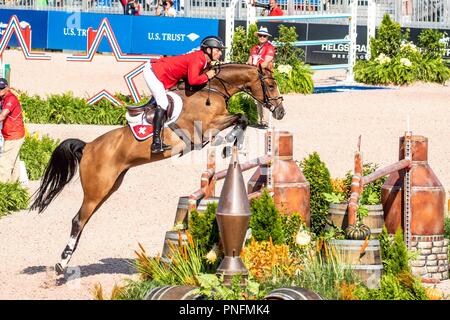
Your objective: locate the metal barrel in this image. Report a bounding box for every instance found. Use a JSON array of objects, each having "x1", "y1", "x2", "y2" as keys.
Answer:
[
  {"x1": 264, "y1": 287, "x2": 323, "y2": 300},
  {"x1": 144, "y1": 285, "x2": 204, "y2": 300}
]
